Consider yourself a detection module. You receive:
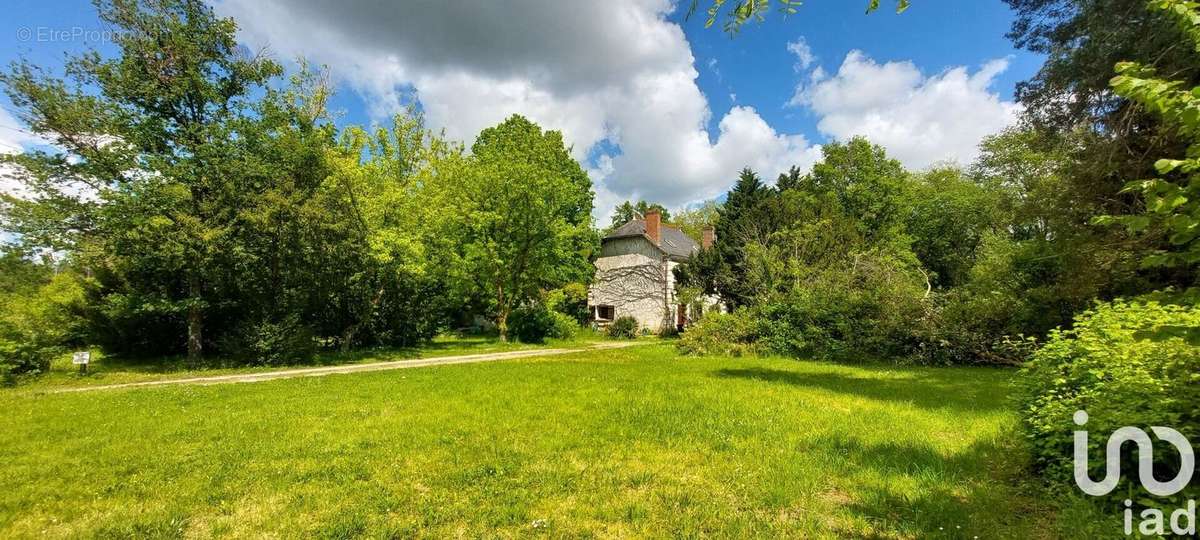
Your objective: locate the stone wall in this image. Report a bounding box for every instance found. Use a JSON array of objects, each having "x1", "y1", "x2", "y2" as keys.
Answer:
[{"x1": 588, "y1": 247, "x2": 678, "y2": 333}]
